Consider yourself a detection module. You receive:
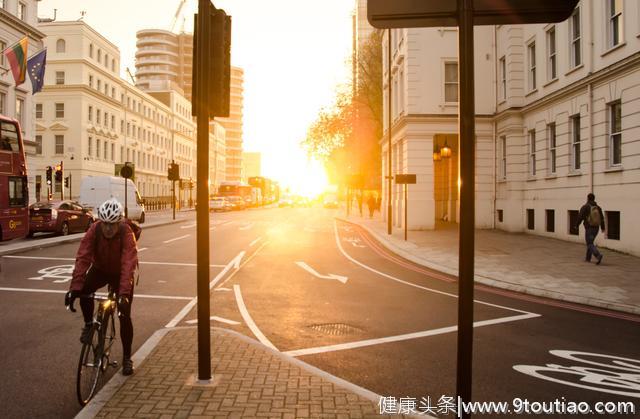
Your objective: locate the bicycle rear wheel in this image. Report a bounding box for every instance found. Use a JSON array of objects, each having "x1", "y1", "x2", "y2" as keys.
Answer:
[{"x1": 76, "y1": 324, "x2": 102, "y2": 406}]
